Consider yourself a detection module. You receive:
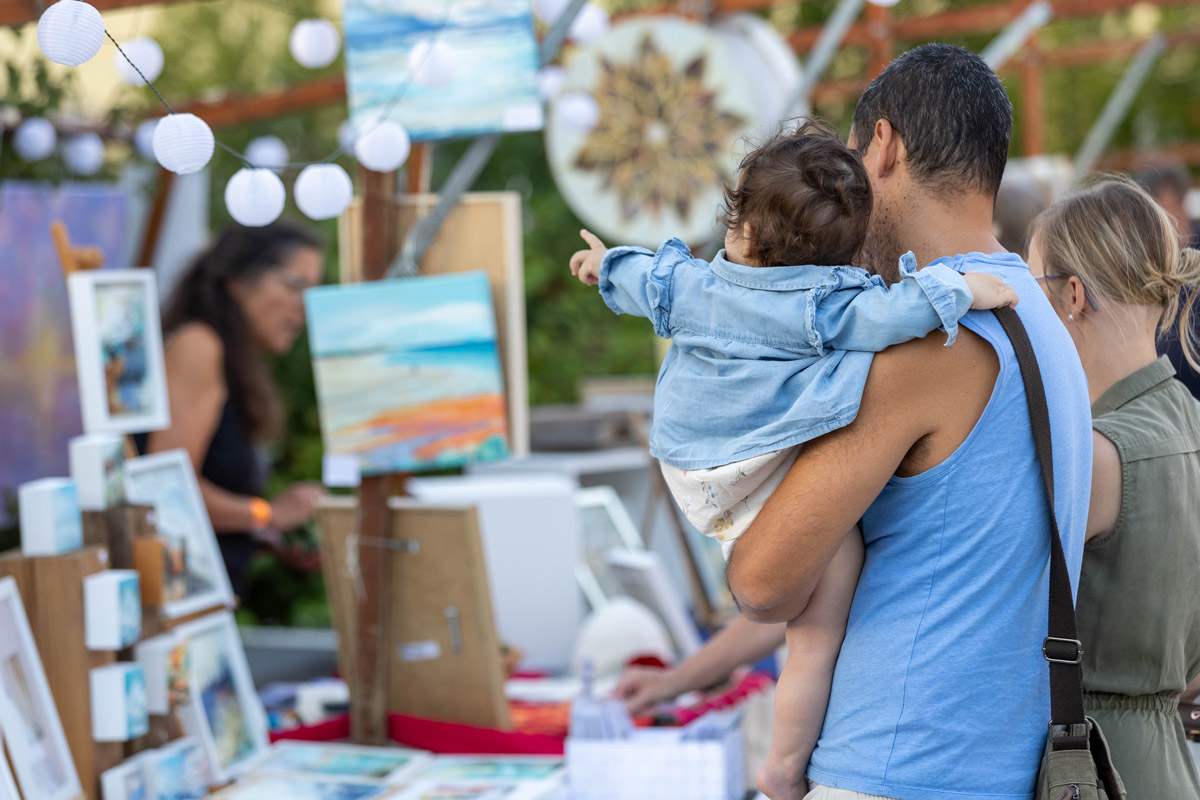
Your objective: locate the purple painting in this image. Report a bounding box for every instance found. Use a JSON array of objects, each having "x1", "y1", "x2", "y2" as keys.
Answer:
[{"x1": 0, "y1": 182, "x2": 133, "y2": 516}]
